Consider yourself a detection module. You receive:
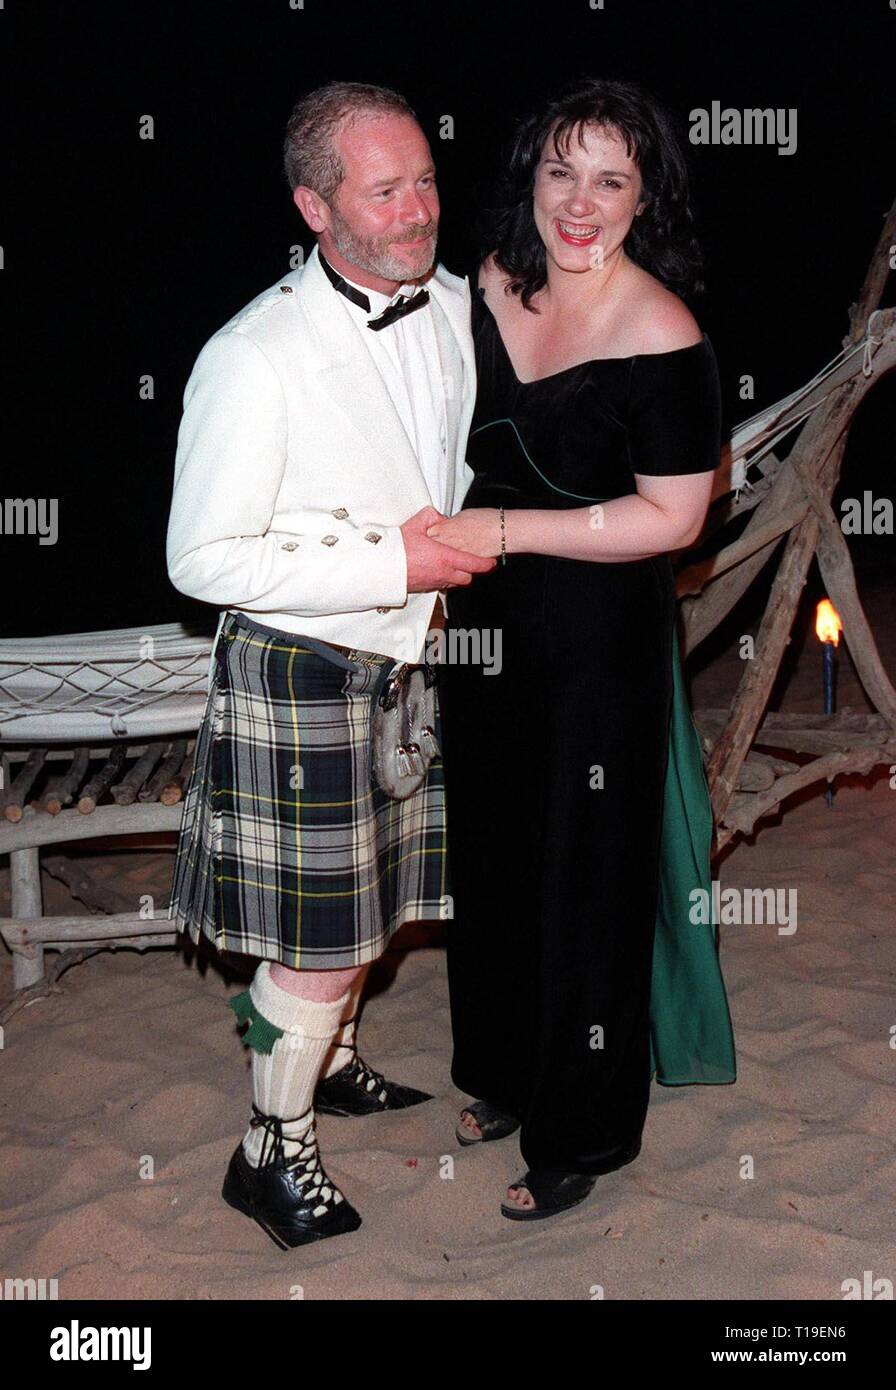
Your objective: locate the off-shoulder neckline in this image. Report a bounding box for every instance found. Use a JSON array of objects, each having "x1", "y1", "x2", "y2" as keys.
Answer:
[{"x1": 474, "y1": 284, "x2": 710, "y2": 387}]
